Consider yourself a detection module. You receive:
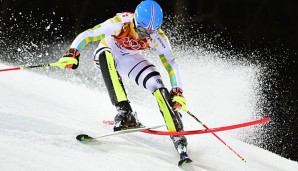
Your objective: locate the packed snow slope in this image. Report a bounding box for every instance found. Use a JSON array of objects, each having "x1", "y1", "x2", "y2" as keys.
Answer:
[{"x1": 0, "y1": 63, "x2": 297, "y2": 171}]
